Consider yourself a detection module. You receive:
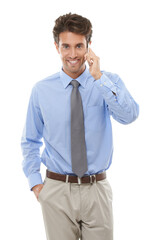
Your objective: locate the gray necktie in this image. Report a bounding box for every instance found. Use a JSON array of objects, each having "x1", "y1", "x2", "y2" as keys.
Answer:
[{"x1": 70, "y1": 80, "x2": 88, "y2": 178}]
